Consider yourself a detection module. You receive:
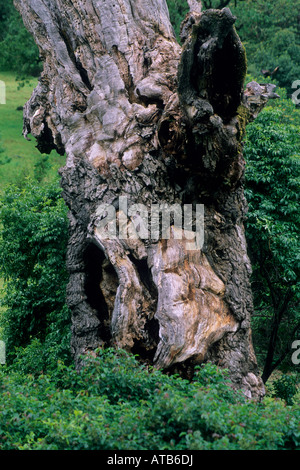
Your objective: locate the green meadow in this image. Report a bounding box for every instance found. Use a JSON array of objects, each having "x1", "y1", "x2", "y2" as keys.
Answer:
[{"x1": 0, "y1": 72, "x2": 65, "y2": 189}]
